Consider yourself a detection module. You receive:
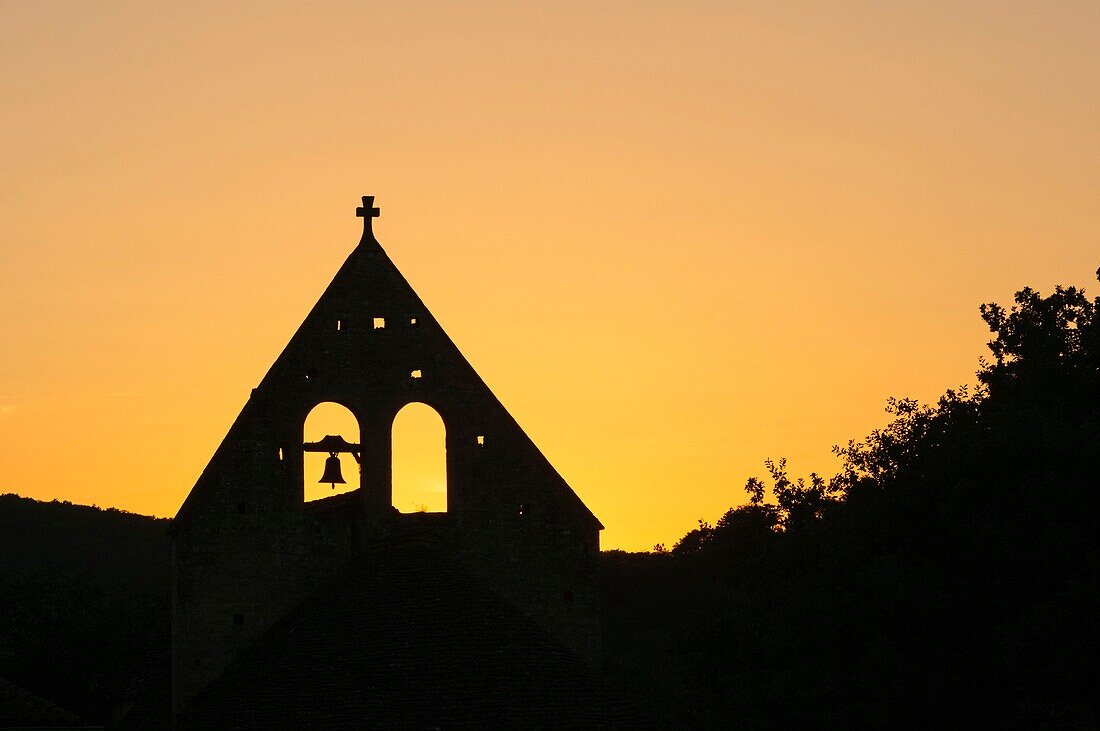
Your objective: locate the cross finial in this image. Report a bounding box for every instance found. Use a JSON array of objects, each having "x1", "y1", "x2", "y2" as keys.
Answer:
[{"x1": 356, "y1": 195, "x2": 380, "y2": 241}]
